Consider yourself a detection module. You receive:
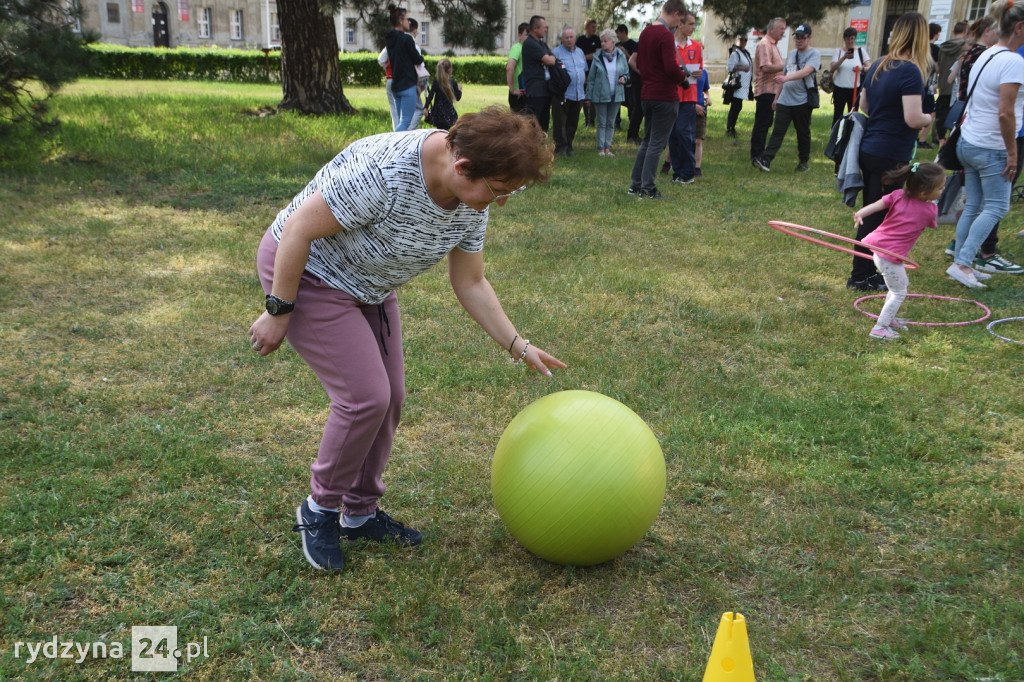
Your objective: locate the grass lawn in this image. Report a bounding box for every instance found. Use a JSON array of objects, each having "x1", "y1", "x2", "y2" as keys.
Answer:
[{"x1": 1, "y1": 79, "x2": 1023, "y2": 680}]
